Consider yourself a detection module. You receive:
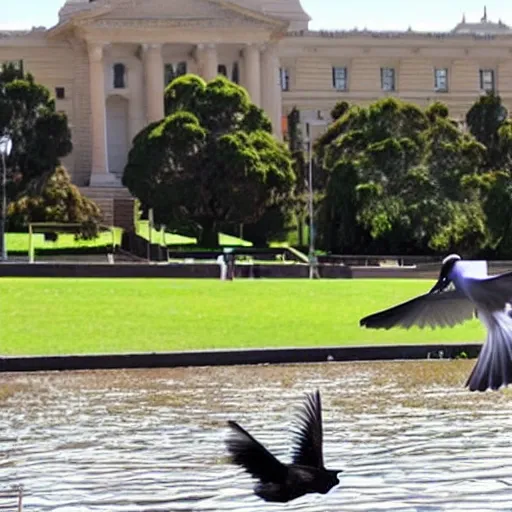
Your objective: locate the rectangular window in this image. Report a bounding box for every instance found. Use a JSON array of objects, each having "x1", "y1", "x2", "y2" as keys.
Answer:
[
  {"x1": 381, "y1": 67, "x2": 395, "y2": 91},
  {"x1": 332, "y1": 66, "x2": 348, "y2": 91},
  {"x1": 55, "y1": 87, "x2": 65, "y2": 99},
  {"x1": 480, "y1": 69, "x2": 495, "y2": 92},
  {"x1": 231, "y1": 62, "x2": 240, "y2": 84},
  {"x1": 434, "y1": 68, "x2": 448, "y2": 92},
  {"x1": 280, "y1": 67, "x2": 290, "y2": 91},
  {"x1": 217, "y1": 64, "x2": 228, "y2": 77}
]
